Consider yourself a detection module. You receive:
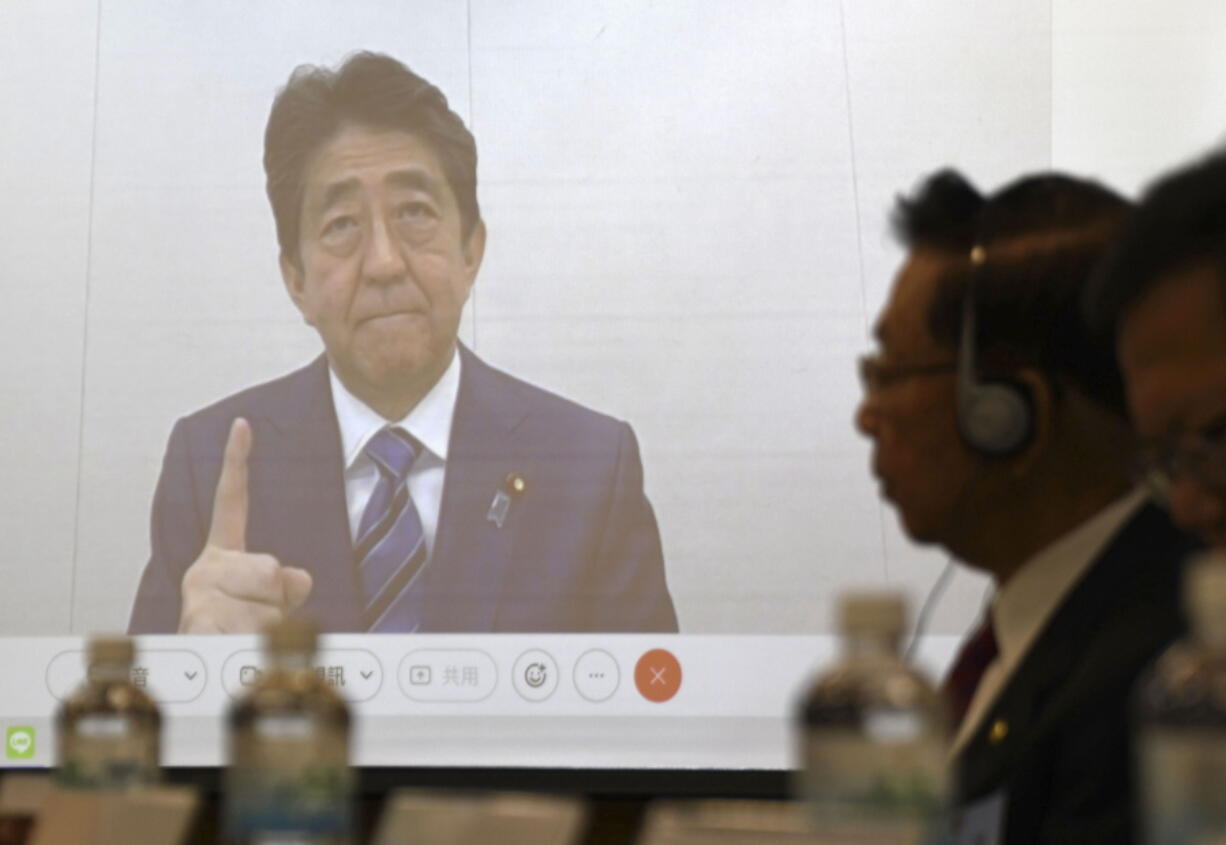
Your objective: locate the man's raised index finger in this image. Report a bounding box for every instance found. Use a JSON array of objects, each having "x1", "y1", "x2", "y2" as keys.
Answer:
[{"x1": 208, "y1": 417, "x2": 251, "y2": 551}]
